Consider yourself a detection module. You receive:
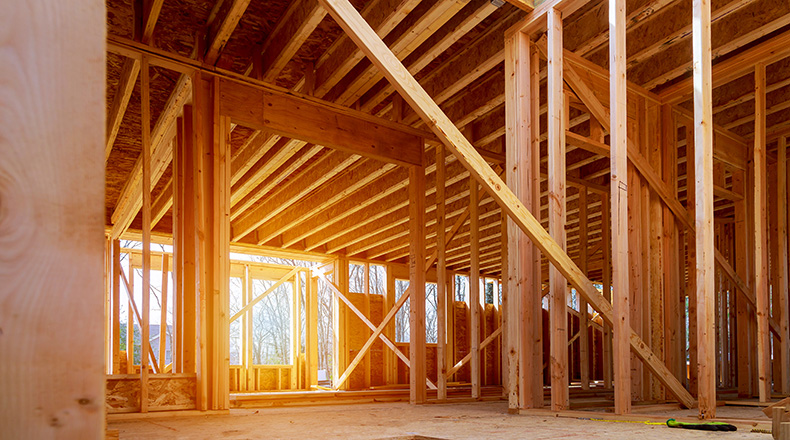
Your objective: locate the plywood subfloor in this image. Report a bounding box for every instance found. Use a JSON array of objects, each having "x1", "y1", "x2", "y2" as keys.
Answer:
[{"x1": 109, "y1": 401, "x2": 770, "y2": 439}]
